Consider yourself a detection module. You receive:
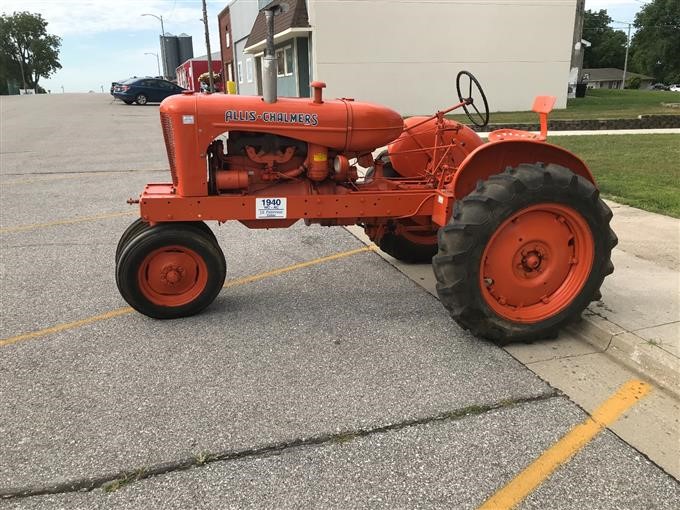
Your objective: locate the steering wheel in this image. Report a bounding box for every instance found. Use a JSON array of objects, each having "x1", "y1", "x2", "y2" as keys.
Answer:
[{"x1": 456, "y1": 71, "x2": 490, "y2": 128}]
